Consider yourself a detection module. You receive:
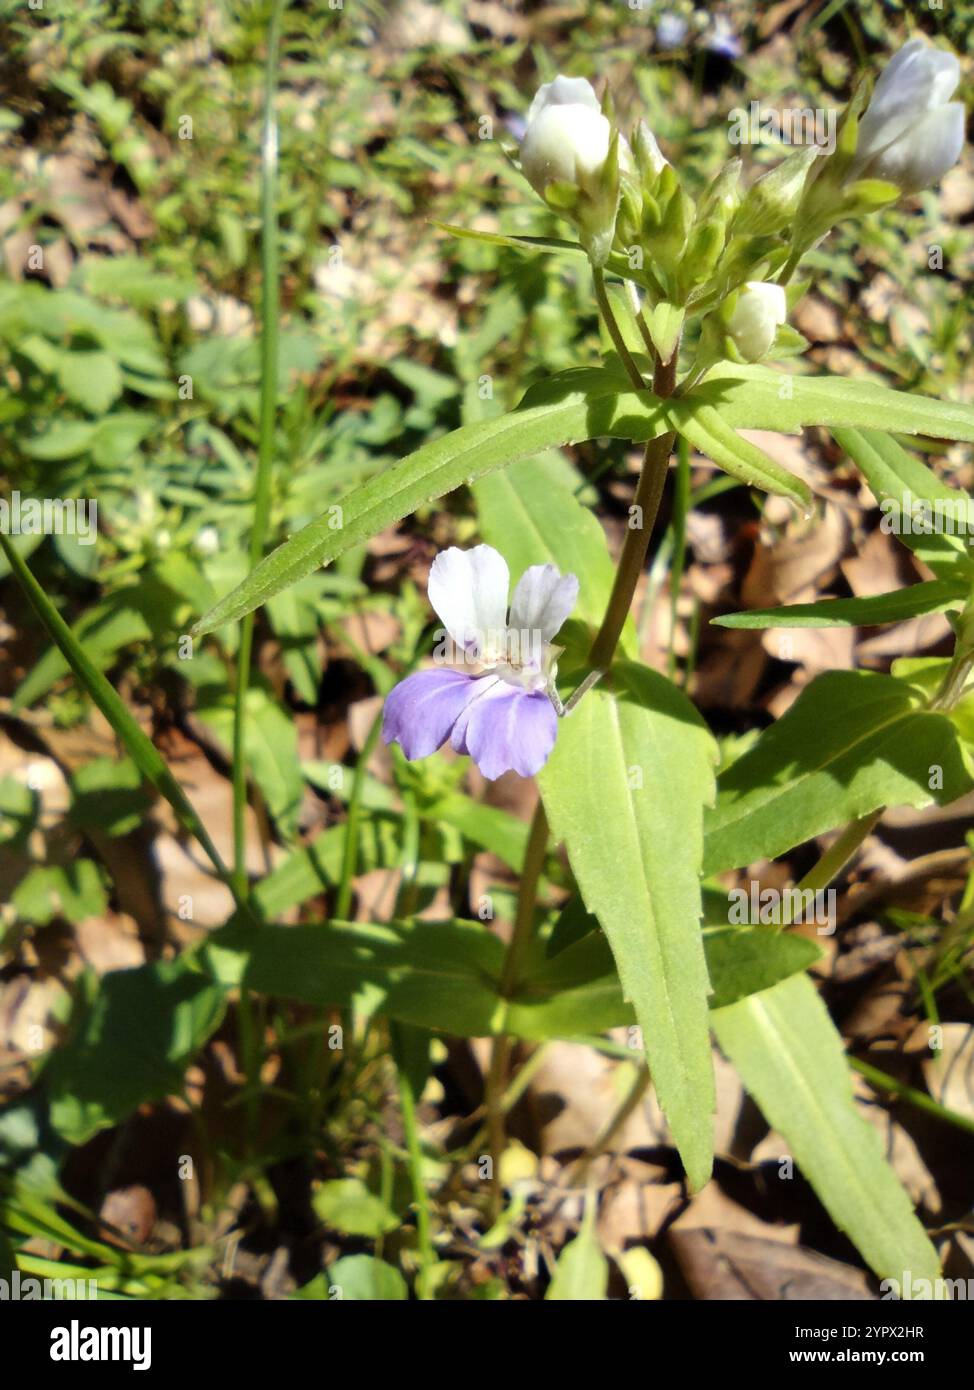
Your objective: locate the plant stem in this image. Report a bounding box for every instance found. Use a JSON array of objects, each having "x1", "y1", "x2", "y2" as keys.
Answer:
[
  {"x1": 392, "y1": 1025, "x2": 436, "y2": 1298},
  {"x1": 589, "y1": 349, "x2": 679, "y2": 672},
  {"x1": 231, "y1": 0, "x2": 285, "y2": 899},
  {"x1": 850, "y1": 1057, "x2": 974, "y2": 1138},
  {"x1": 335, "y1": 705, "x2": 385, "y2": 921},
  {"x1": 592, "y1": 265, "x2": 647, "y2": 392},
  {"x1": 484, "y1": 800, "x2": 549, "y2": 1220},
  {"x1": 799, "y1": 809, "x2": 882, "y2": 893},
  {"x1": 569, "y1": 1062, "x2": 651, "y2": 1185}
]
